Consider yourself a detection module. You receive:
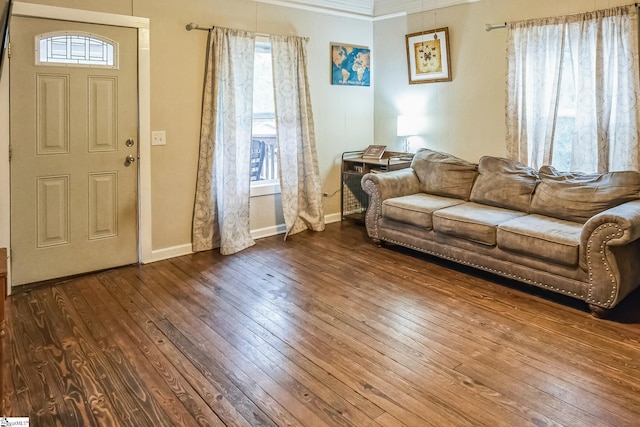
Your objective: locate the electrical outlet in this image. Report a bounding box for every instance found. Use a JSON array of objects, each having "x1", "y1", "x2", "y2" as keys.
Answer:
[{"x1": 152, "y1": 130, "x2": 166, "y2": 146}]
